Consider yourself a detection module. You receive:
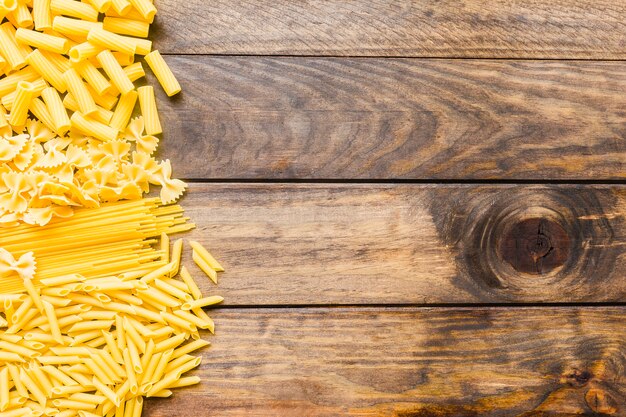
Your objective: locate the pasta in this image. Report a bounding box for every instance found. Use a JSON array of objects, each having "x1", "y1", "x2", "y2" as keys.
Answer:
[
  {"x1": 144, "y1": 51, "x2": 180, "y2": 97},
  {"x1": 136, "y1": 86, "x2": 160, "y2": 135}
]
